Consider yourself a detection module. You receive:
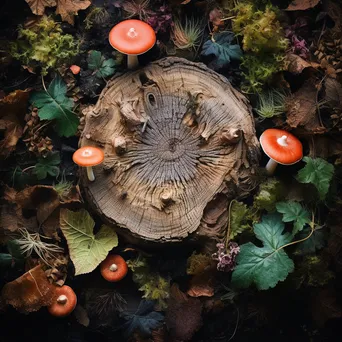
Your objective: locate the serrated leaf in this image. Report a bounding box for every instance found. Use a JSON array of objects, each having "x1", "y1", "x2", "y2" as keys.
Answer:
[
  {"x1": 87, "y1": 50, "x2": 116, "y2": 79},
  {"x1": 232, "y1": 213, "x2": 294, "y2": 290},
  {"x1": 33, "y1": 151, "x2": 60, "y2": 180},
  {"x1": 60, "y1": 209, "x2": 118, "y2": 275},
  {"x1": 121, "y1": 300, "x2": 164, "y2": 338},
  {"x1": 229, "y1": 201, "x2": 252, "y2": 240},
  {"x1": 276, "y1": 201, "x2": 310, "y2": 235},
  {"x1": 201, "y1": 32, "x2": 242, "y2": 69},
  {"x1": 296, "y1": 157, "x2": 334, "y2": 200},
  {"x1": 29, "y1": 75, "x2": 79, "y2": 137}
]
